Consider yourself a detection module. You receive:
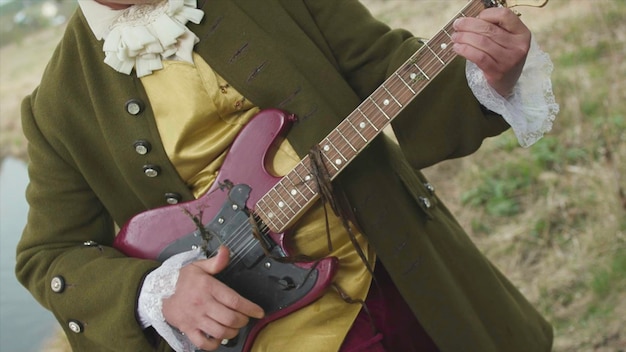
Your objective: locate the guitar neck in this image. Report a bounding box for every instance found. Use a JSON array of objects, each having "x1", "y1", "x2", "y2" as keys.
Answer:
[{"x1": 255, "y1": 0, "x2": 498, "y2": 233}]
